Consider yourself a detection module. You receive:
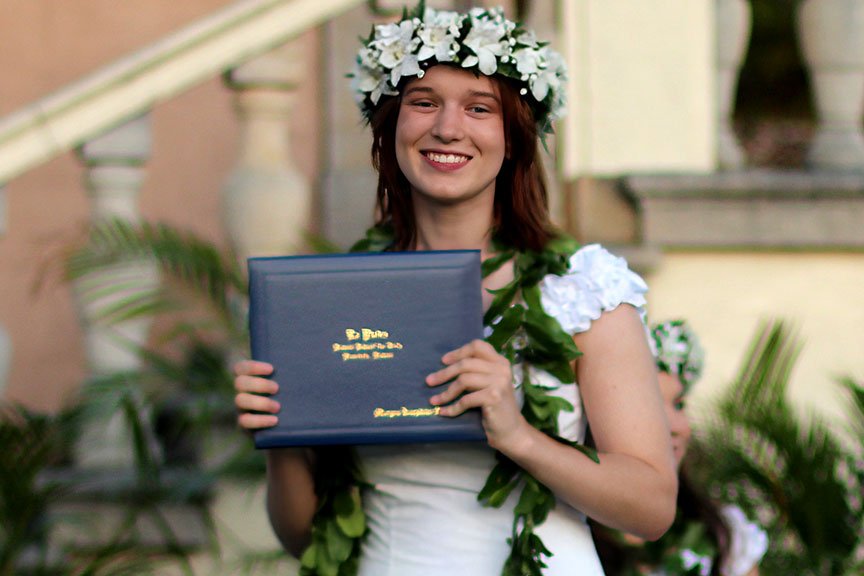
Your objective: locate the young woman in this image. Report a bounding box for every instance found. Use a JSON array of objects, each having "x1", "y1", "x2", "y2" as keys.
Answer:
[
  {"x1": 592, "y1": 320, "x2": 768, "y2": 576},
  {"x1": 234, "y1": 6, "x2": 677, "y2": 575}
]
